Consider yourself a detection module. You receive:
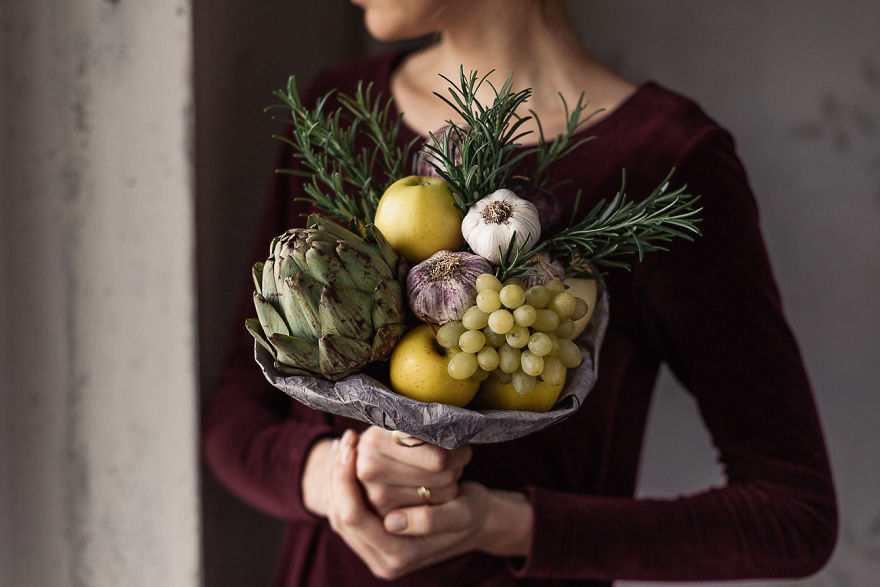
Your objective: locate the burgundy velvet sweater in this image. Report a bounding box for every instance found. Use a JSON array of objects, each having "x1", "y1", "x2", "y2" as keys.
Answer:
[{"x1": 202, "y1": 51, "x2": 837, "y2": 586}]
